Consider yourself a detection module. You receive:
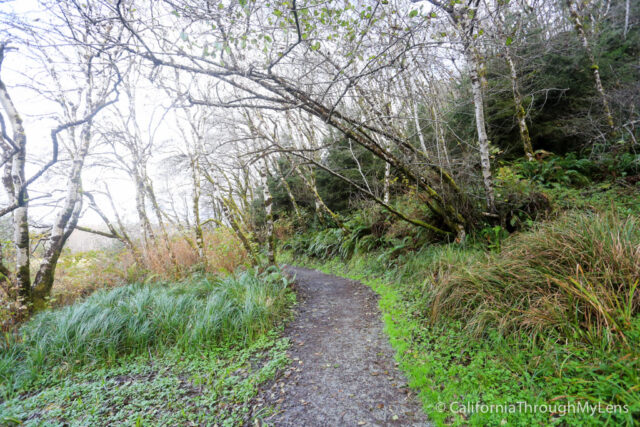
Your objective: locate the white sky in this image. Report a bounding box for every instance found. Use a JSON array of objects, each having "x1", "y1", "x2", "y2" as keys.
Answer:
[{"x1": 0, "y1": 0, "x2": 197, "y2": 229}]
